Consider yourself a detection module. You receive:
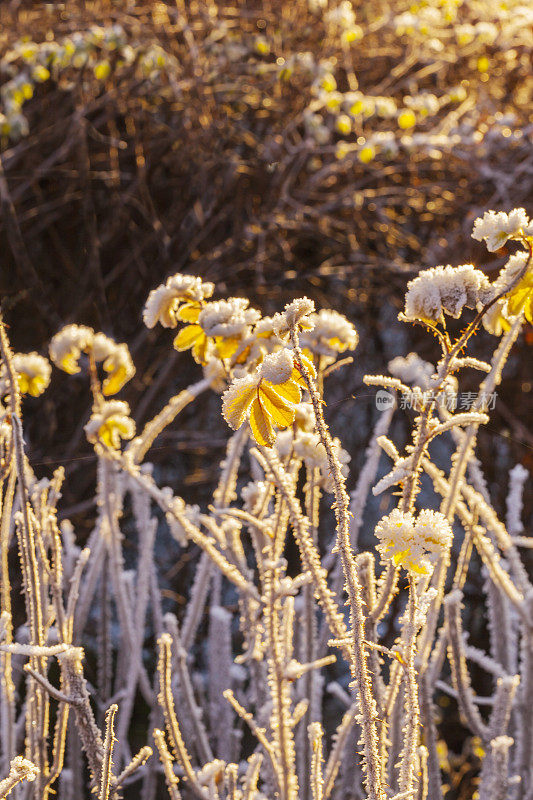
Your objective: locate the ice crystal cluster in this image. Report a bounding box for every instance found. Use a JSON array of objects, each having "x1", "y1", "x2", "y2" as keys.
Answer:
[
  {"x1": 0, "y1": 205, "x2": 531, "y2": 800},
  {"x1": 375, "y1": 508, "x2": 452, "y2": 575}
]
